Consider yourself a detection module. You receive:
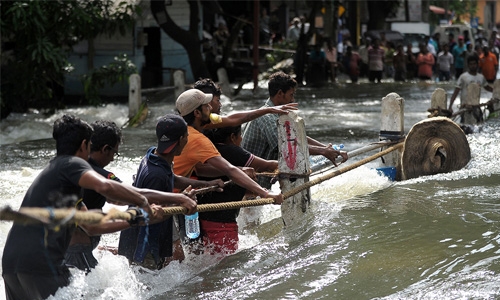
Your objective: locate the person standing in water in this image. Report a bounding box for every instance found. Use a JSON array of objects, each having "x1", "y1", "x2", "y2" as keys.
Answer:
[
  {"x1": 2, "y1": 115, "x2": 188, "y2": 300},
  {"x1": 448, "y1": 54, "x2": 493, "y2": 116},
  {"x1": 197, "y1": 125, "x2": 279, "y2": 254},
  {"x1": 241, "y1": 71, "x2": 348, "y2": 189}
]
